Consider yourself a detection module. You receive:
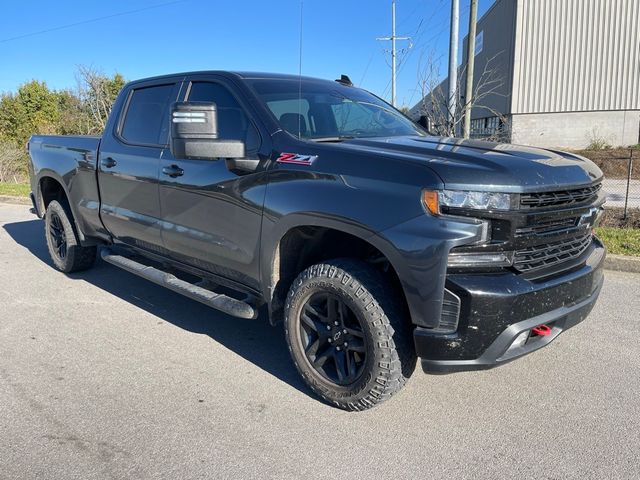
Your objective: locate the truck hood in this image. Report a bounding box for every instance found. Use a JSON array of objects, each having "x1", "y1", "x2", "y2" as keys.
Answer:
[{"x1": 335, "y1": 136, "x2": 603, "y2": 193}]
